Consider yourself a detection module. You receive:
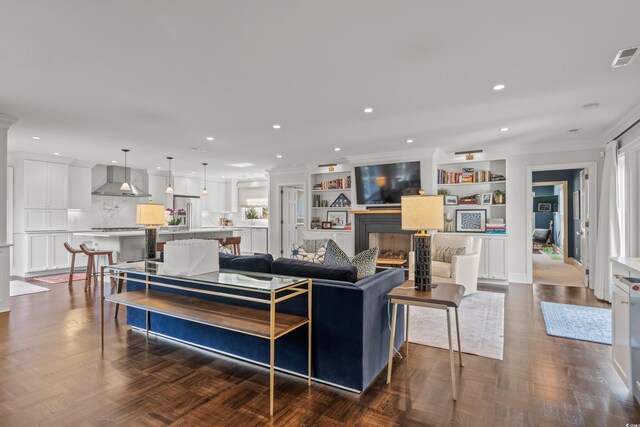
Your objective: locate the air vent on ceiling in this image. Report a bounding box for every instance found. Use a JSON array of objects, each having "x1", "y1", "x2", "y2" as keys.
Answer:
[{"x1": 611, "y1": 47, "x2": 639, "y2": 68}]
